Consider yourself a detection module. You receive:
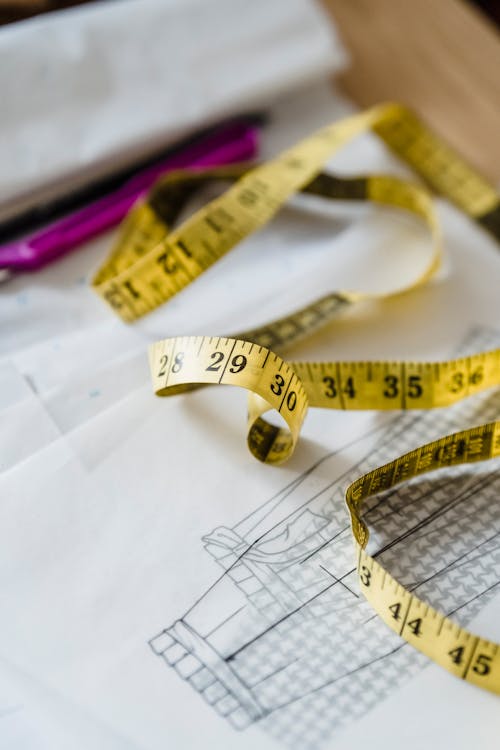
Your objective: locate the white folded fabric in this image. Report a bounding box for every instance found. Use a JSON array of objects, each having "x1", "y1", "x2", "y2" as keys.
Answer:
[{"x1": 0, "y1": 0, "x2": 347, "y2": 221}]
